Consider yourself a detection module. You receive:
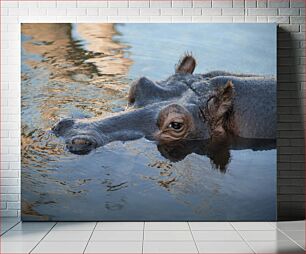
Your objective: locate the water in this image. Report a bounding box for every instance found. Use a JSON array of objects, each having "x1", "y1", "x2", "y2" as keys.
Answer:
[
  {"x1": 117, "y1": 24, "x2": 277, "y2": 80},
  {"x1": 21, "y1": 23, "x2": 276, "y2": 221}
]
